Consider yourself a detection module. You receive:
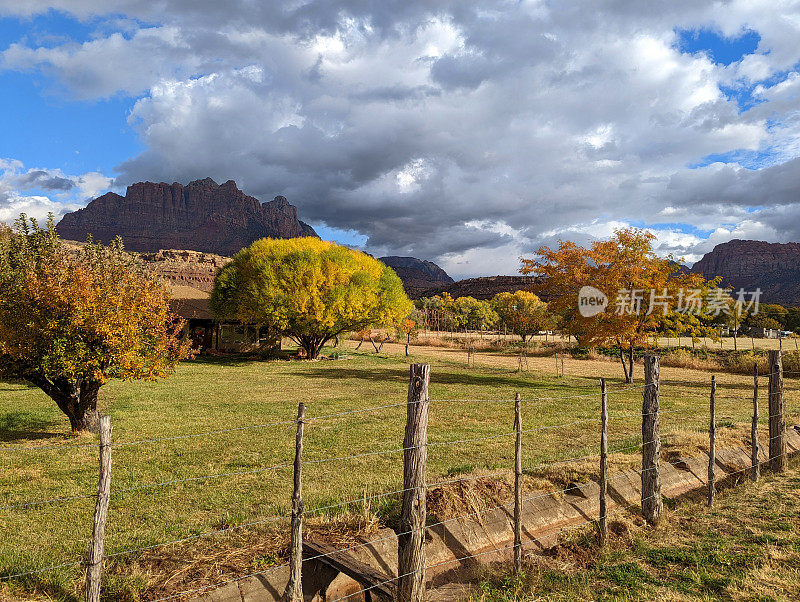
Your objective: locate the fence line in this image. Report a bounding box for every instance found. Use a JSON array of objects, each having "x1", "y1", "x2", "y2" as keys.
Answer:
[
  {"x1": 4, "y1": 438, "x2": 760, "y2": 588},
  {"x1": 1, "y1": 402, "x2": 413, "y2": 455},
  {"x1": 0, "y1": 382, "x2": 659, "y2": 455},
  {"x1": 0, "y1": 429, "x2": 680, "y2": 514},
  {"x1": 338, "y1": 428, "x2": 800, "y2": 602}
]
